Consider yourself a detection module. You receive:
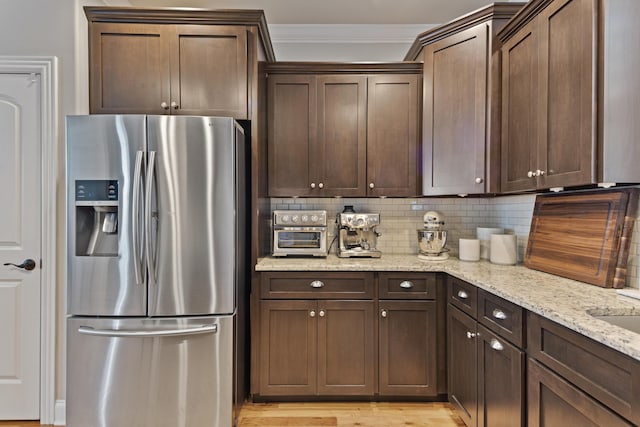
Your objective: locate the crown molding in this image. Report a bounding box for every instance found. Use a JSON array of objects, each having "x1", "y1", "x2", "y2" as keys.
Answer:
[{"x1": 269, "y1": 24, "x2": 434, "y2": 44}]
